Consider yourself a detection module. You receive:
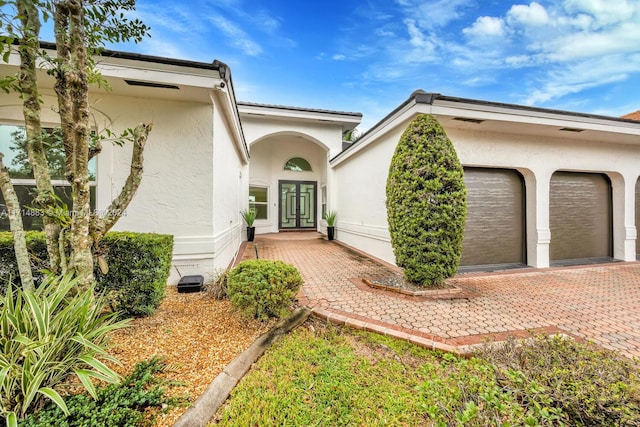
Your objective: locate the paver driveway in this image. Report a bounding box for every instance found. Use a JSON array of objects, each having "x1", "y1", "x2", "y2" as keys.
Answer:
[{"x1": 239, "y1": 232, "x2": 640, "y2": 359}]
